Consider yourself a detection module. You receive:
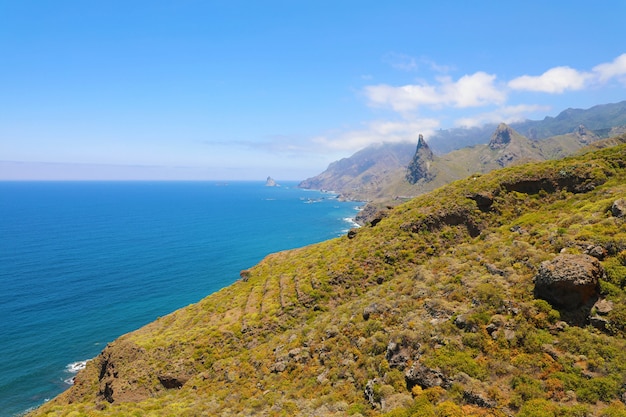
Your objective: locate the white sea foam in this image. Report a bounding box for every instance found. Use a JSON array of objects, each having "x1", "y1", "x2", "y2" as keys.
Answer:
[
  {"x1": 63, "y1": 360, "x2": 88, "y2": 385},
  {"x1": 66, "y1": 360, "x2": 88, "y2": 373},
  {"x1": 68, "y1": 362, "x2": 85, "y2": 372},
  {"x1": 343, "y1": 217, "x2": 360, "y2": 228}
]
